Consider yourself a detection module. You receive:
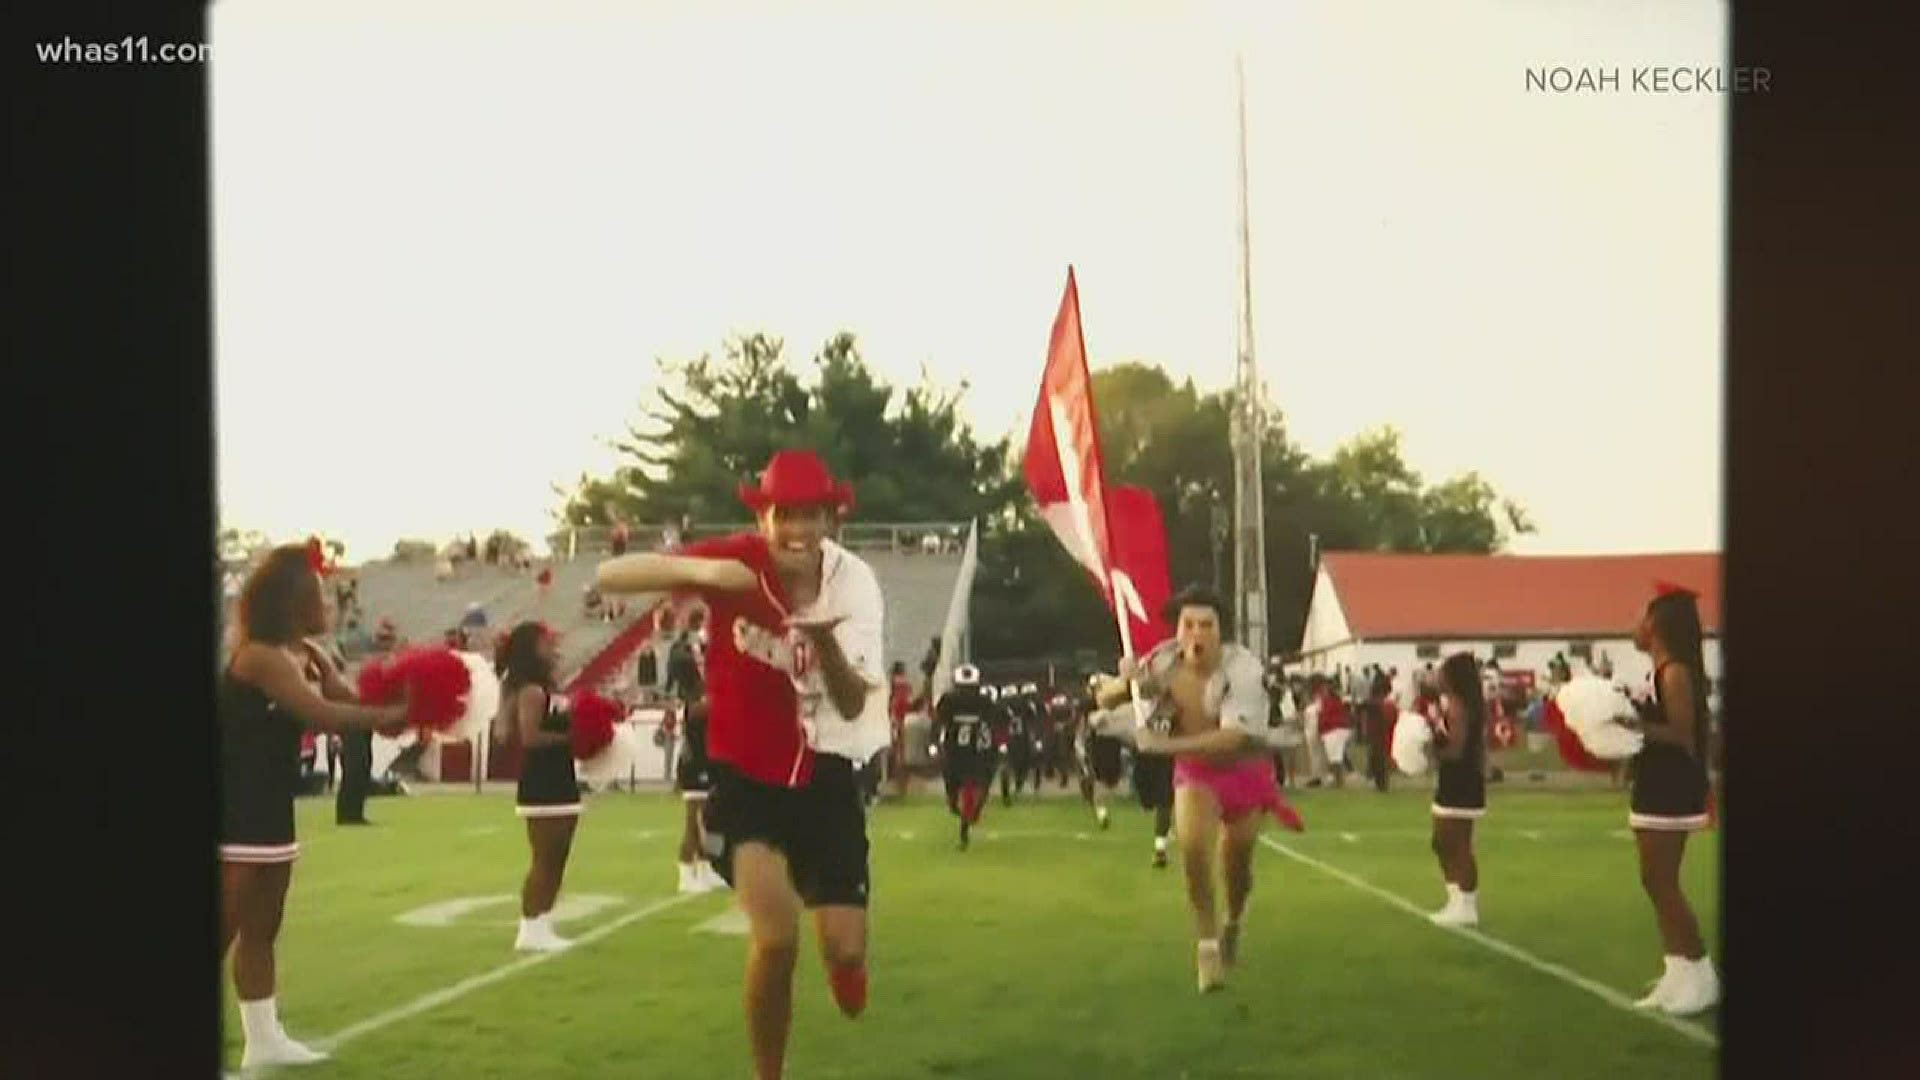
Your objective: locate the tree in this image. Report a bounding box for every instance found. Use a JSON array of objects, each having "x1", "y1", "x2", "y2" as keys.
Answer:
[
  {"x1": 485, "y1": 529, "x2": 533, "y2": 559},
  {"x1": 392, "y1": 539, "x2": 437, "y2": 562},
  {"x1": 974, "y1": 367, "x2": 1536, "y2": 663},
  {"x1": 553, "y1": 336, "x2": 1532, "y2": 666},
  {"x1": 217, "y1": 527, "x2": 271, "y2": 566},
  {"x1": 555, "y1": 332, "x2": 1016, "y2": 528}
]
